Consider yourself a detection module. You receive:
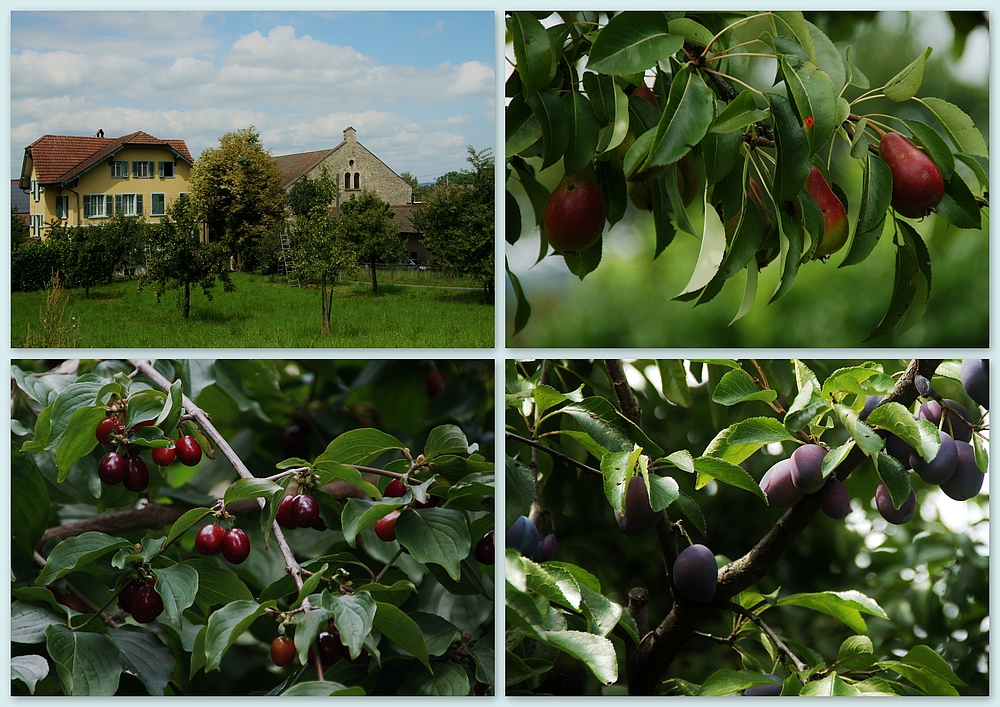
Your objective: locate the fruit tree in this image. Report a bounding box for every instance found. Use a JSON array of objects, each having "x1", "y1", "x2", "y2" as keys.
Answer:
[
  {"x1": 12, "y1": 359, "x2": 494, "y2": 696},
  {"x1": 505, "y1": 358, "x2": 988, "y2": 695},
  {"x1": 505, "y1": 12, "x2": 989, "y2": 345}
]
